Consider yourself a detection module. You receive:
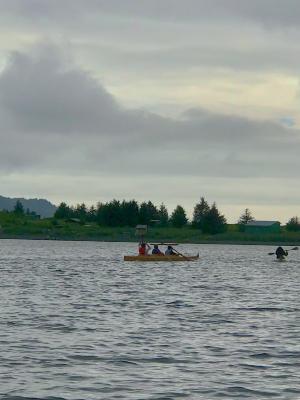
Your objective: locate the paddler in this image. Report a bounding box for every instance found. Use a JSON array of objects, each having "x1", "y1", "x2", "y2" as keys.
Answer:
[
  {"x1": 152, "y1": 244, "x2": 164, "y2": 255},
  {"x1": 165, "y1": 245, "x2": 177, "y2": 256},
  {"x1": 138, "y1": 241, "x2": 151, "y2": 256},
  {"x1": 275, "y1": 246, "x2": 288, "y2": 260}
]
